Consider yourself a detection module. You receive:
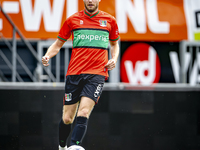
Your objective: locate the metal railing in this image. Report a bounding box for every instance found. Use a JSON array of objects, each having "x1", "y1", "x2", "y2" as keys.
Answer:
[
  {"x1": 0, "y1": 4, "x2": 56, "y2": 82},
  {"x1": 36, "y1": 40, "x2": 72, "y2": 82}
]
